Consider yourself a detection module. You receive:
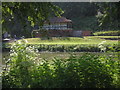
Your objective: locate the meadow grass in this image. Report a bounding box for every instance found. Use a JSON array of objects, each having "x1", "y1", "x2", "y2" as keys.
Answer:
[{"x1": 16, "y1": 36, "x2": 118, "y2": 45}]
